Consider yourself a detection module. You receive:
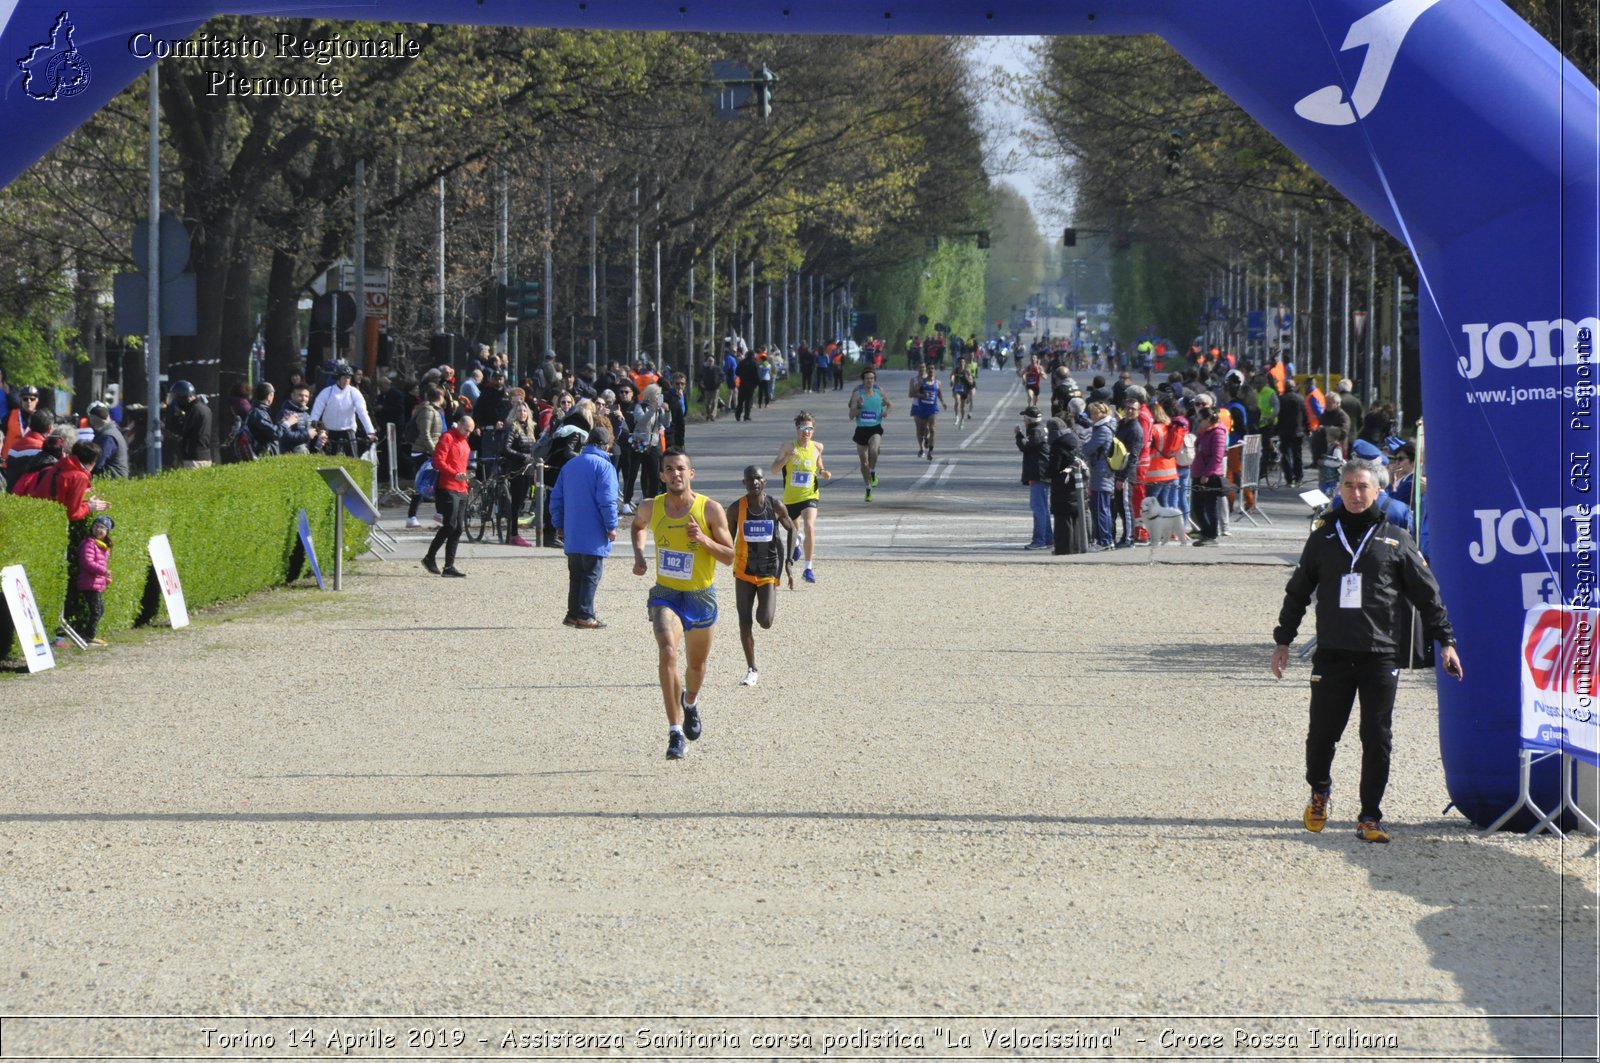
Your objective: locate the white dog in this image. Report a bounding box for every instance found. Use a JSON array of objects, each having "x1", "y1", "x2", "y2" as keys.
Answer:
[{"x1": 1137, "y1": 496, "x2": 1187, "y2": 562}]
